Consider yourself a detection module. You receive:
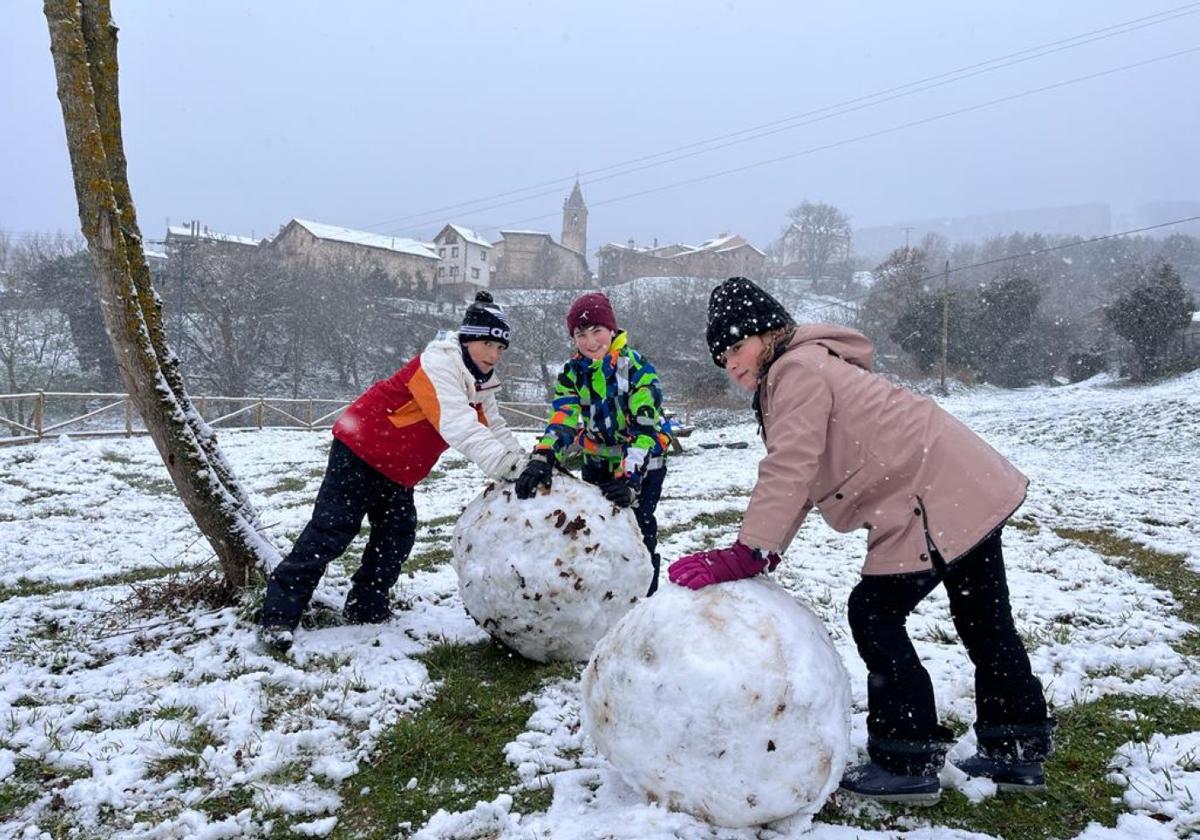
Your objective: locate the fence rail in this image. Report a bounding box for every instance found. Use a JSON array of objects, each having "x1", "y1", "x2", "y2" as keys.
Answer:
[{"x1": 0, "y1": 391, "x2": 692, "y2": 448}]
